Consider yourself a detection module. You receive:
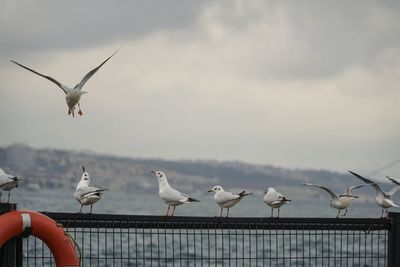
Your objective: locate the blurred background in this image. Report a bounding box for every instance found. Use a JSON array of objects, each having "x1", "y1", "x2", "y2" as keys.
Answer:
[{"x1": 0, "y1": 1, "x2": 399, "y2": 217}]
